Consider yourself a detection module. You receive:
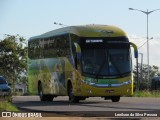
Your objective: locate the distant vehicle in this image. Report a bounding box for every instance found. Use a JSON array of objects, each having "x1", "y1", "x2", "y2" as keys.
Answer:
[
  {"x1": 0, "y1": 76, "x2": 11, "y2": 97},
  {"x1": 28, "y1": 25, "x2": 138, "y2": 103},
  {"x1": 151, "y1": 76, "x2": 160, "y2": 90}
]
